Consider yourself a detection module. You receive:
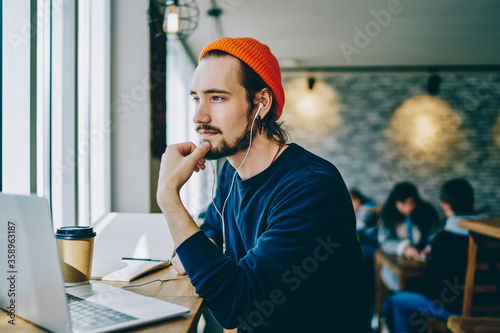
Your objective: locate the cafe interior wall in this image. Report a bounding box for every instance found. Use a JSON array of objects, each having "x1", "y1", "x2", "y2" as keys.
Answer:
[{"x1": 281, "y1": 72, "x2": 500, "y2": 218}]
